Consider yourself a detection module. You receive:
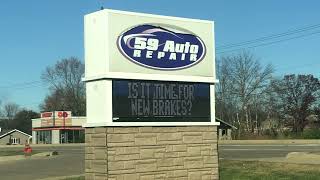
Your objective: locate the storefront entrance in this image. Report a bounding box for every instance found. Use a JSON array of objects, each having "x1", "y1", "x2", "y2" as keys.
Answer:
[
  {"x1": 36, "y1": 130, "x2": 52, "y2": 144},
  {"x1": 60, "y1": 129, "x2": 85, "y2": 143}
]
